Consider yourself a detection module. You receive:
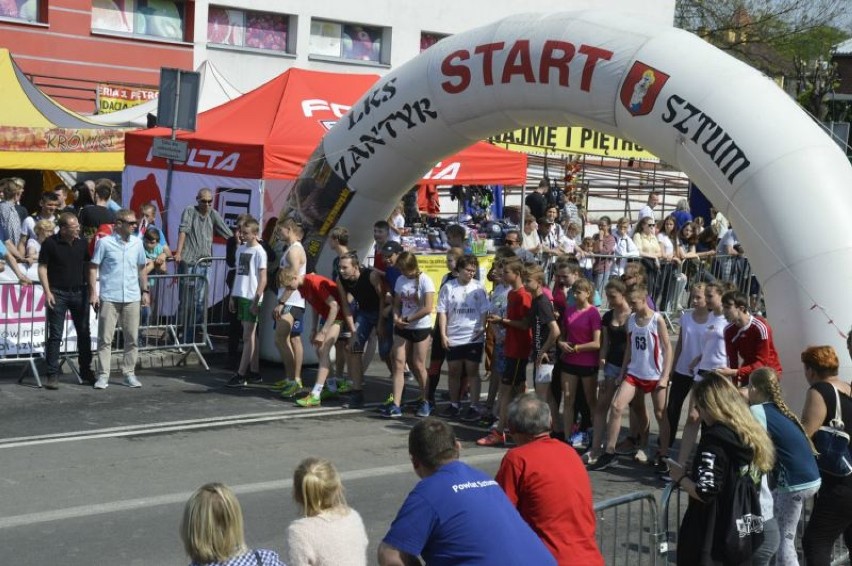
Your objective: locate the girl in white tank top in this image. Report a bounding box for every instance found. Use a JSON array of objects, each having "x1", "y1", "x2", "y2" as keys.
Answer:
[{"x1": 627, "y1": 312, "x2": 664, "y2": 381}]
